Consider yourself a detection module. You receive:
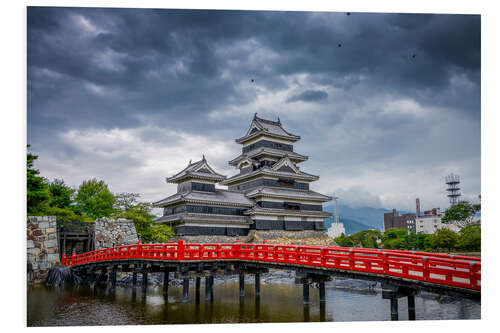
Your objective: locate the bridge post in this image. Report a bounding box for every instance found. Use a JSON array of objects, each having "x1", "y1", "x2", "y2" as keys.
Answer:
[
  {"x1": 390, "y1": 297, "x2": 398, "y2": 321},
  {"x1": 110, "y1": 265, "x2": 117, "y2": 290},
  {"x1": 319, "y1": 281, "x2": 326, "y2": 302},
  {"x1": 142, "y1": 269, "x2": 148, "y2": 295},
  {"x1": 205, "y1": 276, "x2": 213, "y2": 301},
  {"x1": 195, "y1": 276, "x2": 201, "y2": 300},
  {"x1": 182, "y1": 278, "x2": 189, "y2": 302},
  {"x1": 255, "y1": 273, "x2": 260, "y2": 296},
  {"x1": 163, "y1": 269, "x2": 169, "y2": 298},
  {"x1": 407, "y1": 294, "x2": 416, "y2": 320},
  {"x1": 239, "y1": 273, "x2": 245, "y2": 297},
  {"x1": 132, "y1": 268, "x2": 137, "y2": 287},
  {"x1": 303, "y1": 280, "x2": 310, "y2": 304},
  {"x1": 209, "y1": 276, "x2": 214, "y2": 300}
]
